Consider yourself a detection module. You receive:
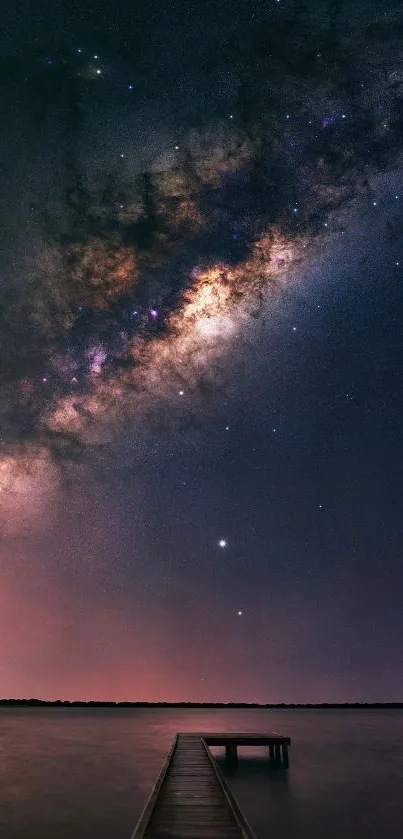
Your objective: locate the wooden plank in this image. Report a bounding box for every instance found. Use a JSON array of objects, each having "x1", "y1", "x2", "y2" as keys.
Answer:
[
  {"x1": 131, "y1": 733, "x2": 257, "y2": 839},
  {"x1": 201, "y1": 732, "x2": 291, "y2": 746},
  {"x1": 201, "y1": 738, "x2": 257, "y2": 838}
]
